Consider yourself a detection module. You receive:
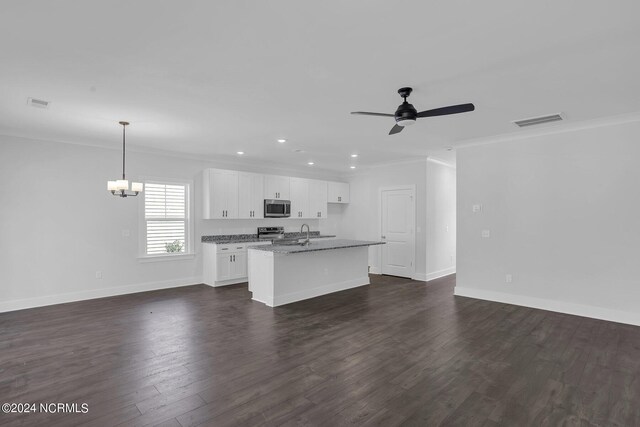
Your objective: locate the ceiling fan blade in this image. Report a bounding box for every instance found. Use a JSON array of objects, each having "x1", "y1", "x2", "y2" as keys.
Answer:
[
  {"x1": 416, "y1": 103, "x2": 475, "y2": 118},
  {"x1": 389, "y1": 124, "x2": 403, "y2": 135},
  {"x1": 351, "y1": 111, "x2": 395, "y2": 117}
]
